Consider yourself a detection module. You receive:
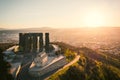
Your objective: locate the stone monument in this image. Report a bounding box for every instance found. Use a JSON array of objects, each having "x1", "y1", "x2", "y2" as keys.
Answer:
[{"x1": 19, "y1": 33, "x2": 49, "y2": 53}]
